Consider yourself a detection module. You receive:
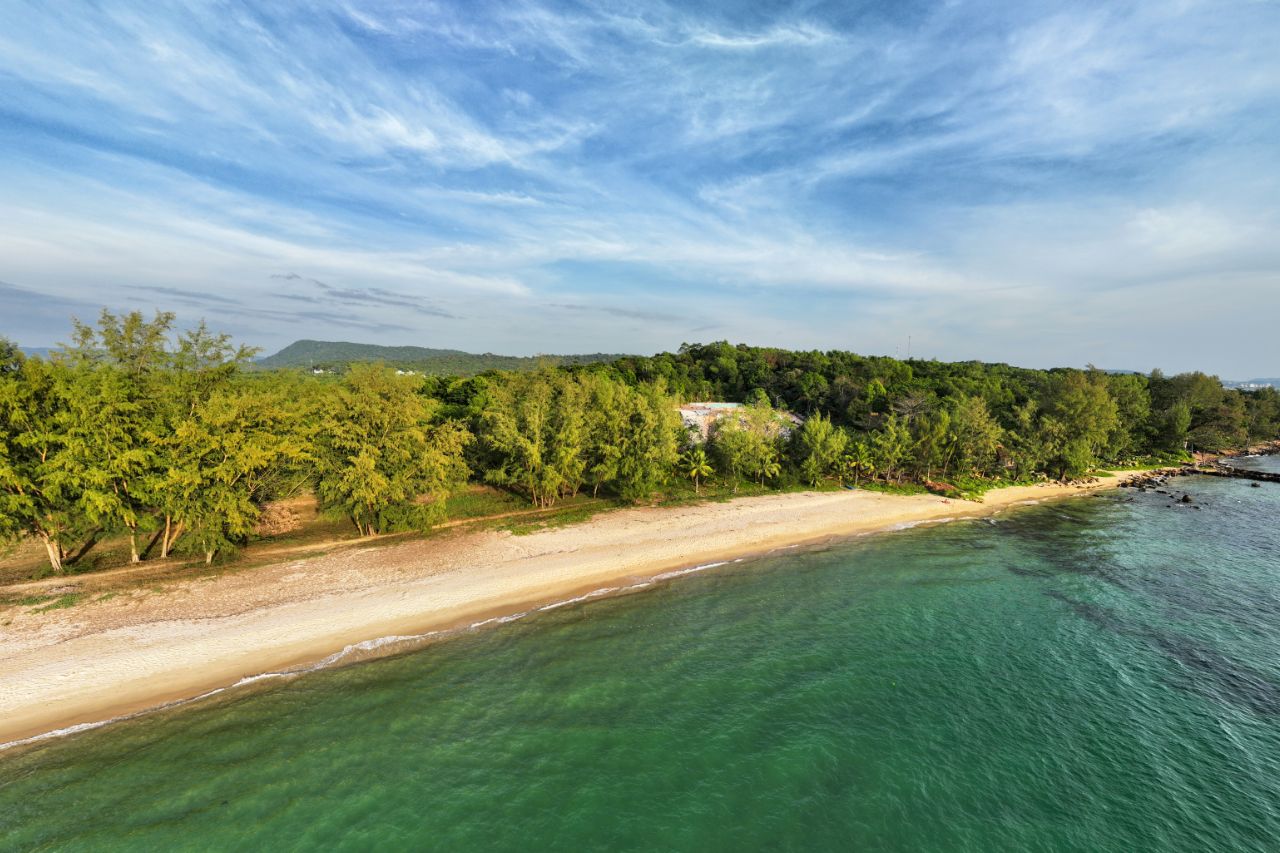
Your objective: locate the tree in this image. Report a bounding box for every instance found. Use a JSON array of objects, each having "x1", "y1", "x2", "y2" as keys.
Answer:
[
  {"x1": 1104, "y1": 374, "x2": 1151, "y2": 459},
  {"x1": 759, "y1": 449, "x2": 782, "y2": 485},
  {"x1": 613, "y1": 380, "x2": 679, "y2": 501},
  {"x1": 871, "y1": 414, "x2": 911, "y2": 484},
  {"x1": 910, "y1": 408, "x2": 951, "y2": 481},
  {"x1": 948, "y1": 395, "x2": 1002, "y2": 476},
  {"x1": 0, "y1": 353, "x2": 92, "y2": 572},
  {"x1": 679, "y1": 447, "x2": 713, "y2": 494},
  {"x1": 1042, "y1": 370, "x2": 1118, "y2": 475},
  {"x1": 52, "y1": 310, "x2": 190, "y2": 563},
  {"x1": 479, "y1": 372, "x2": 560, "y2": 508},
  {"x1": 314, "y1": 364, "x2": 471, "y2": 535},
  {"x1": 160, "y1": 385, "x2": 299, "y2": 563},
  {"x1": 581, "y1": 374, "x2": 627, "y2": 498},
  {"x1": 150, "y1": 323, "x2": 258, "y2": 558},
  {"x1": 710, "y1": 418, "x2": 754, "y2": 492},
  {"x1": 796, "y1": 413, "x2": 847, "y2": 486},
  {"x1": 841, "y1": 440, "x2": 875, "y2": 486}
]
